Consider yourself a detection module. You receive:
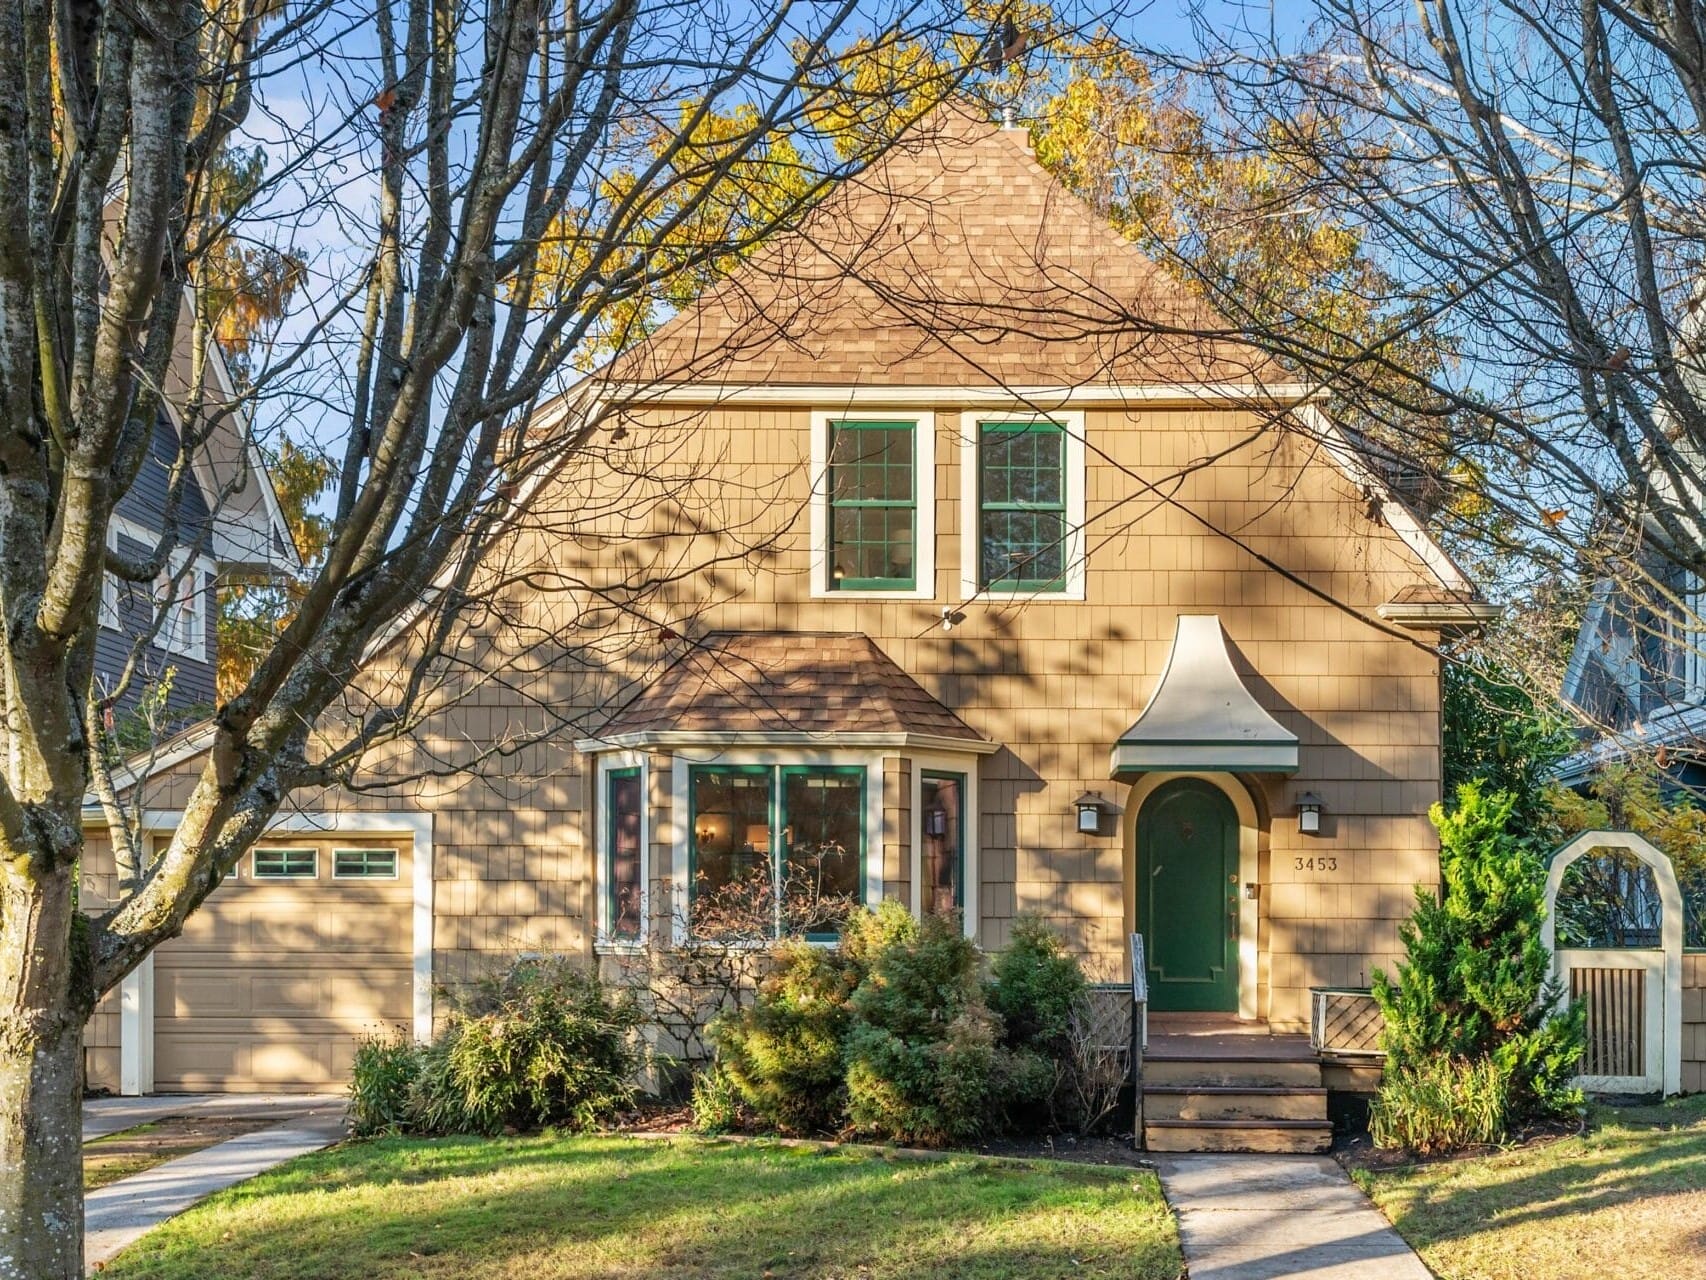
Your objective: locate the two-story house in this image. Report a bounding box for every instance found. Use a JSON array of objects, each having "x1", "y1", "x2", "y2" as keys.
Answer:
[
  {"x1": 96, "y1": 330, "x2": 300, "y2": 724},
  {"x1": 87, "y1": 104, "x2": 1489, "y2": 1145}
]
